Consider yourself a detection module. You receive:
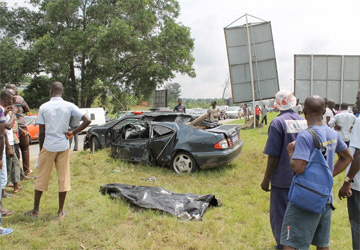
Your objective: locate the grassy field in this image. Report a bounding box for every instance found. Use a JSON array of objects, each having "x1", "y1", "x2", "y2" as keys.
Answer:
[{"x1": 0, "y1": 112, "x2": 352, "y2": 250}]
